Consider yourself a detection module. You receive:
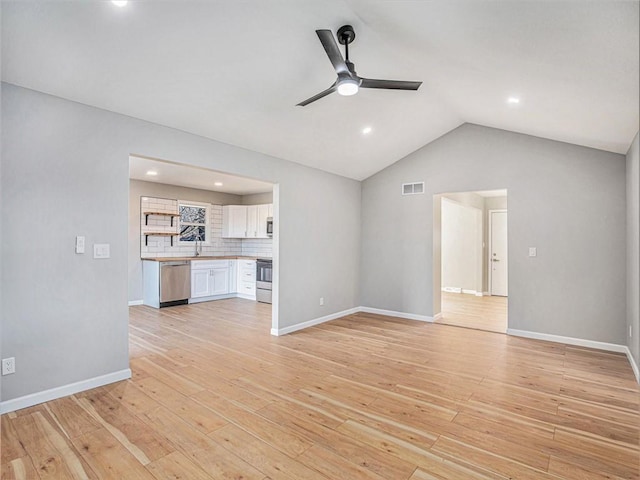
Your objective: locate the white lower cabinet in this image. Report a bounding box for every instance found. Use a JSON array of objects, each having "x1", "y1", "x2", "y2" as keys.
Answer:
[
  {"x1": 228, "y1": 260, "x2": 237, "y2": 294},
  {"x1": 191, "y1": 260, "x2": 233, "y2": 299},
  {"x1": 236, "y1": 259, "x2": 256, "y2": 300},
  {"x1": 210, "y1": 267, "x2": 230, "y2": 295},
  {"x1": 191, "y1": 268, "x2": 212, "y2": 298}
]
